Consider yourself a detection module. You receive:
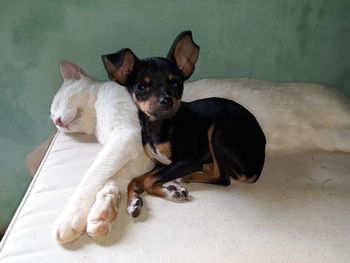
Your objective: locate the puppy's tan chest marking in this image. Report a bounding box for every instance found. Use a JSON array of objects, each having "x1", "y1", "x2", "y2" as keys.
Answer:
[{"x1": 144, "y1": 142, "x2": 172, "y2": 165}]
